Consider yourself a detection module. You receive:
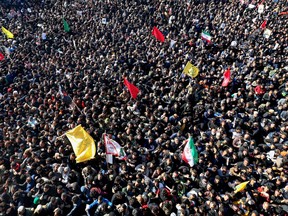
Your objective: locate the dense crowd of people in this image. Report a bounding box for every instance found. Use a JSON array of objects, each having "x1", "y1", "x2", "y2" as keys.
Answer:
[{"x1": 0, "y1": 0, "x2": 288, "y2": 215}]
